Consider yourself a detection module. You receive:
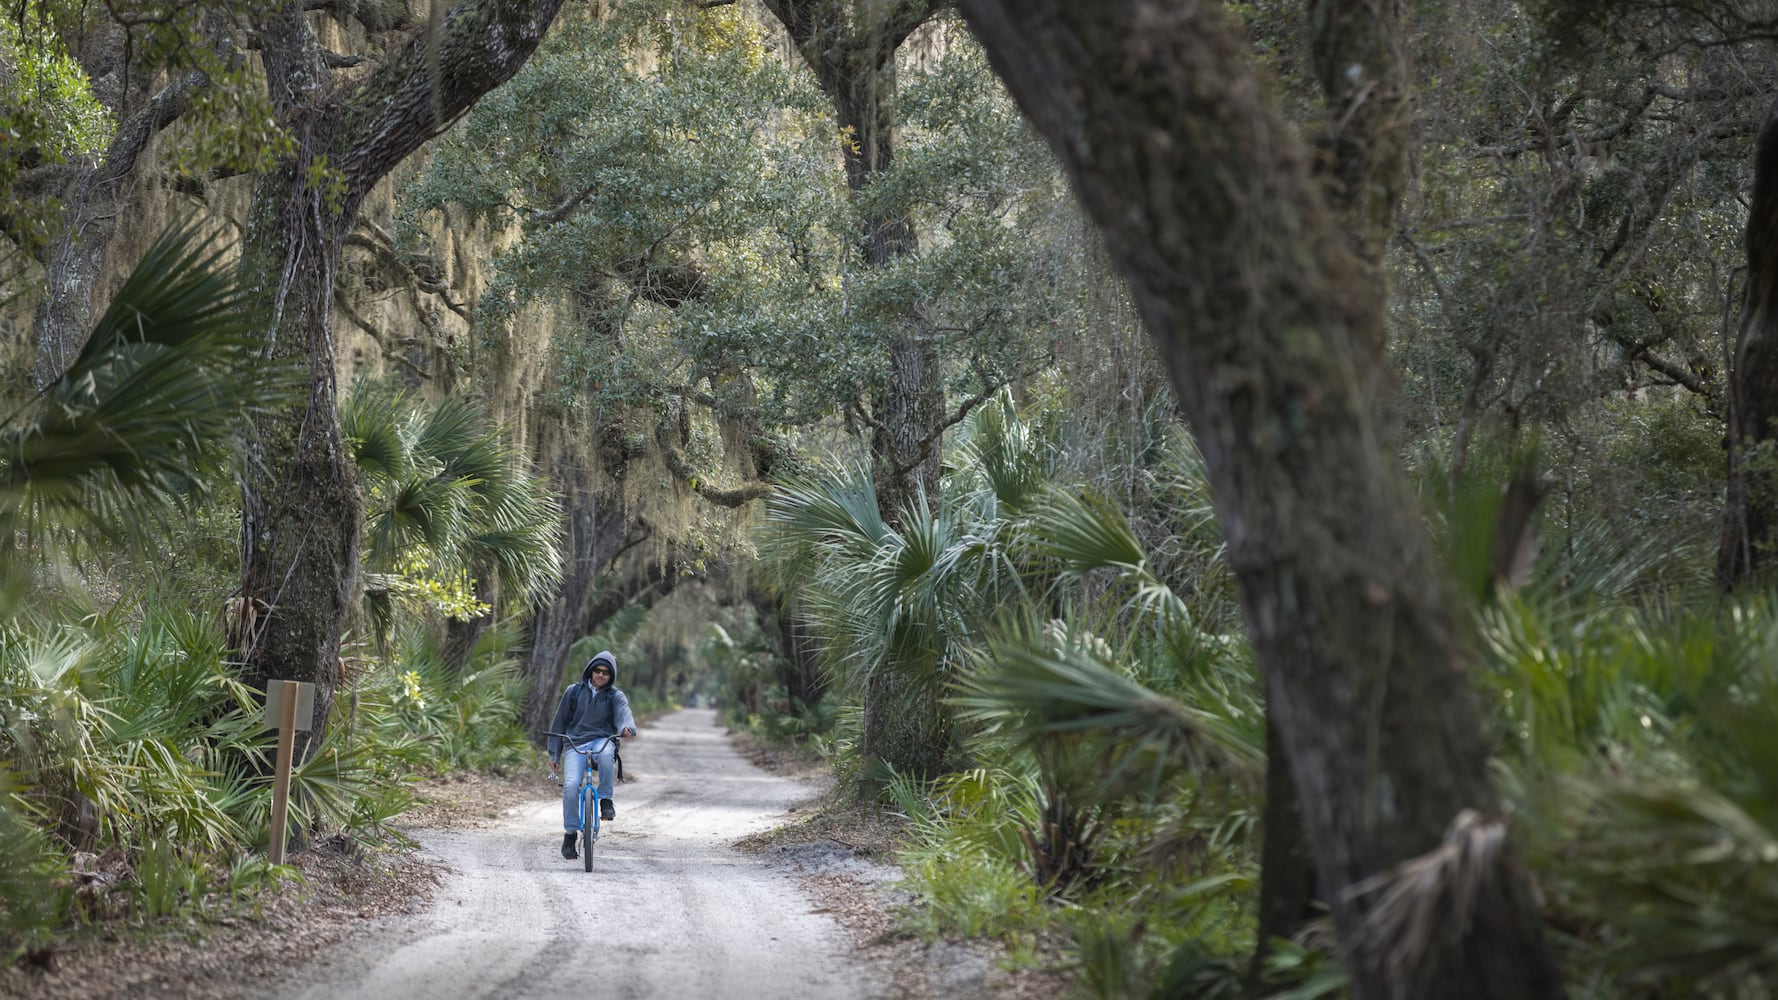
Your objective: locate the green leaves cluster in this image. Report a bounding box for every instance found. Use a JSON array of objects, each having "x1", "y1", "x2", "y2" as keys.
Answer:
[
  {"x1": 1481, "y1": 539, "x2": 1778, "y2": 994},
  {"x1": 402, "y1": 3, "x2": 1069, "y2": 491},
  {"x1": 760, "y1": 393, "x2": 1262, "y2": 988},
  {"x1": 342, "y1": 379, "x2": 563, "y2": 636},
  {"x1": 0, "y1": 221, "x2": 292, "y2": 602}
]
